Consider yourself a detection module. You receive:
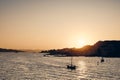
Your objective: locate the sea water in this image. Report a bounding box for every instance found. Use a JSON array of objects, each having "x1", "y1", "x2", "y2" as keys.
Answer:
[{"x1": 0, "y1": 52, "x2": 120, "y2": 80}]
